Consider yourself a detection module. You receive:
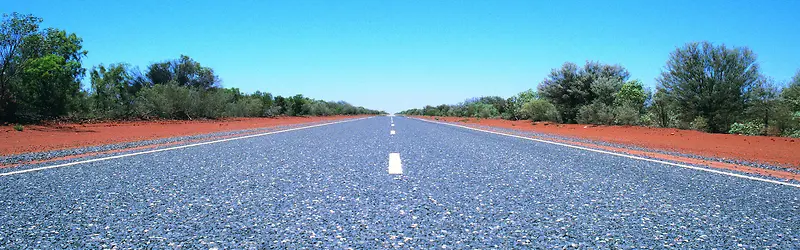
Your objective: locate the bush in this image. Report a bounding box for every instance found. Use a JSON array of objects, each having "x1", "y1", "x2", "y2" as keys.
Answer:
[
  {"x1": 613, "y1": 104, "x2": 640, "y2": 125},
  {"x1": 470, "y1": 103, "x2": 499, "y2": 118},
  {"x1": 728, "y1": 121, "x2": 763, "y2": 136},
  {"x1": 785, "y1": 129, "x2": 800, "y2": 138},
  {"x1": 689, "y1": 116, "x2": 709, "y2": 132},
  {"x1": 521, "y1": 99, "x2": 559, "y2": 122},
  {"x1": 13, "y1": 124, "x2": 23, "y2": 131},
  {"x1": 577, "y1": 102, "x2": 614, "y2": 125},
  {"x1": 264, "y1": 106, "x2": 282, "y2": 117}
]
